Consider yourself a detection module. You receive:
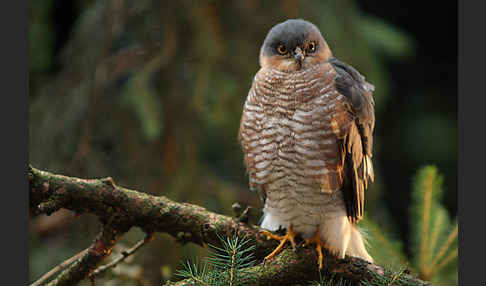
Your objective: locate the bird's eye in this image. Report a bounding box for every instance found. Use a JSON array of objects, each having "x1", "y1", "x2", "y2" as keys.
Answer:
[
  {"x1": 277, "y1": 45, "x2": 288, "y2": 55},
  {"x1": 307, "y1": 41, "x2": 317, "y2": 53}
]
